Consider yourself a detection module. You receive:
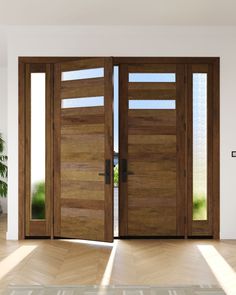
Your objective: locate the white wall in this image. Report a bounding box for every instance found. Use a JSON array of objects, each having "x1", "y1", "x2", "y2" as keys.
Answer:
[
  {"x1": 0, "y1": 66, "x2": 7, "y2": 214},
  {"x1": 6, "y1": 26, "x2": 236, "y2": 239}
]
